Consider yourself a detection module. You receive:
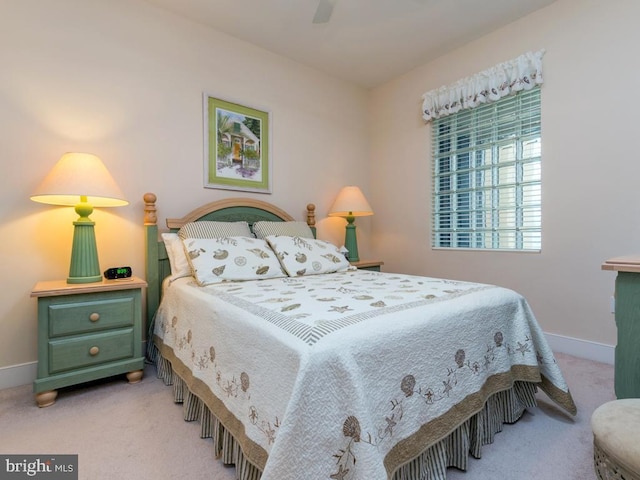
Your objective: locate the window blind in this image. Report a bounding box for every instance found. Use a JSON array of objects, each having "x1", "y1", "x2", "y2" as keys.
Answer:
[{"x1": 432, "y1": 87, "x2": 541, "y2": 251}]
